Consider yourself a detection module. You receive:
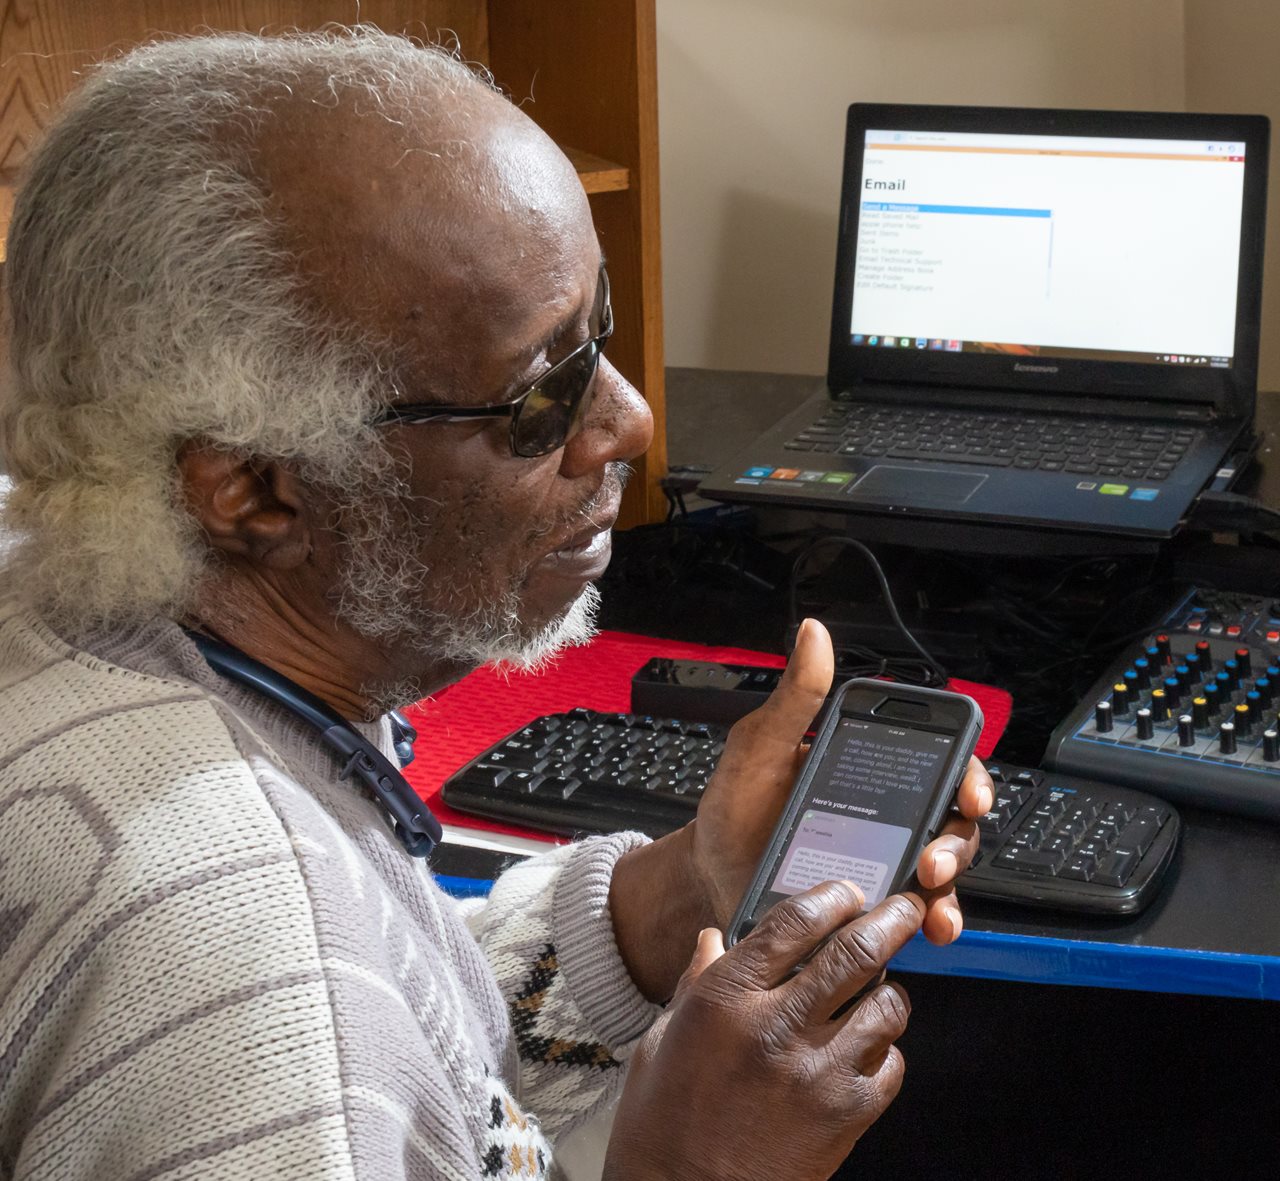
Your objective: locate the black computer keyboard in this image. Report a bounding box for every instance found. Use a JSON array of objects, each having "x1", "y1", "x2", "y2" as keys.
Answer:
[
  {"x1": 441, "y1": 707, "x2": 1181, "y2": 914},
  {"x1": 785, "y1": 403, "x2": 1201, "y2": 481}
]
